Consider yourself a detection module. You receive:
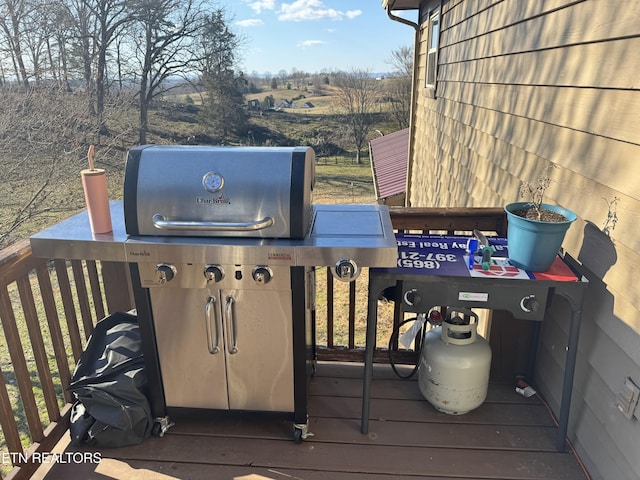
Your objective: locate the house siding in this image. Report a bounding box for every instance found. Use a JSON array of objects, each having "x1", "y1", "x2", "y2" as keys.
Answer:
[{"x1": 405, "y1": 1, "x2": 640, "y2": 479}]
